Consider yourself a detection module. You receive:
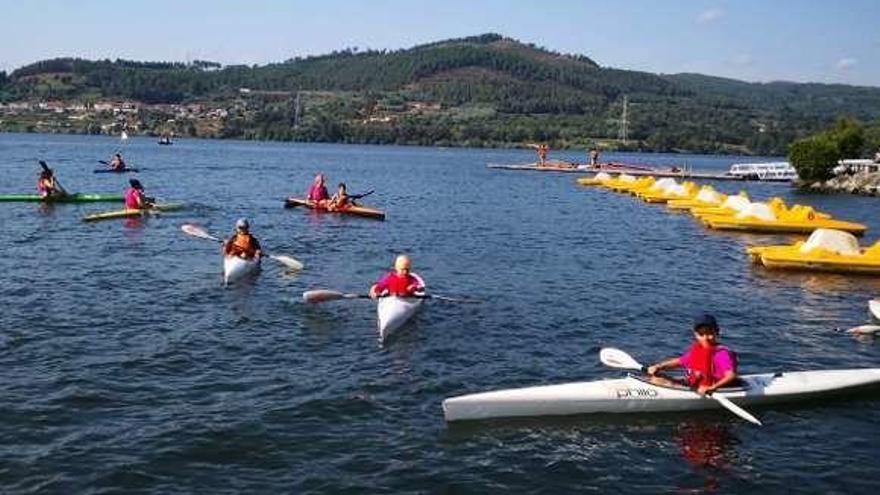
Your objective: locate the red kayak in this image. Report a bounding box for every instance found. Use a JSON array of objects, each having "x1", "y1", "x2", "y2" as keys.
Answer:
[{"x1": 284, "y1": 197, "x2": 386, "y2": 220}]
